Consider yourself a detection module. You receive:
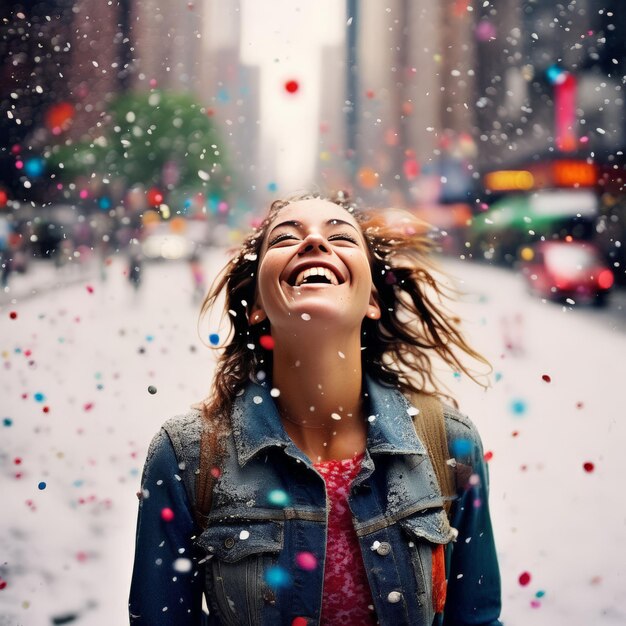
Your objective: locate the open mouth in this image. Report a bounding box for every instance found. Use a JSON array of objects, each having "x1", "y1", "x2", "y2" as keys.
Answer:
[{"x1": 287, "y1": 266, "x2": 343, "y2": 287}]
